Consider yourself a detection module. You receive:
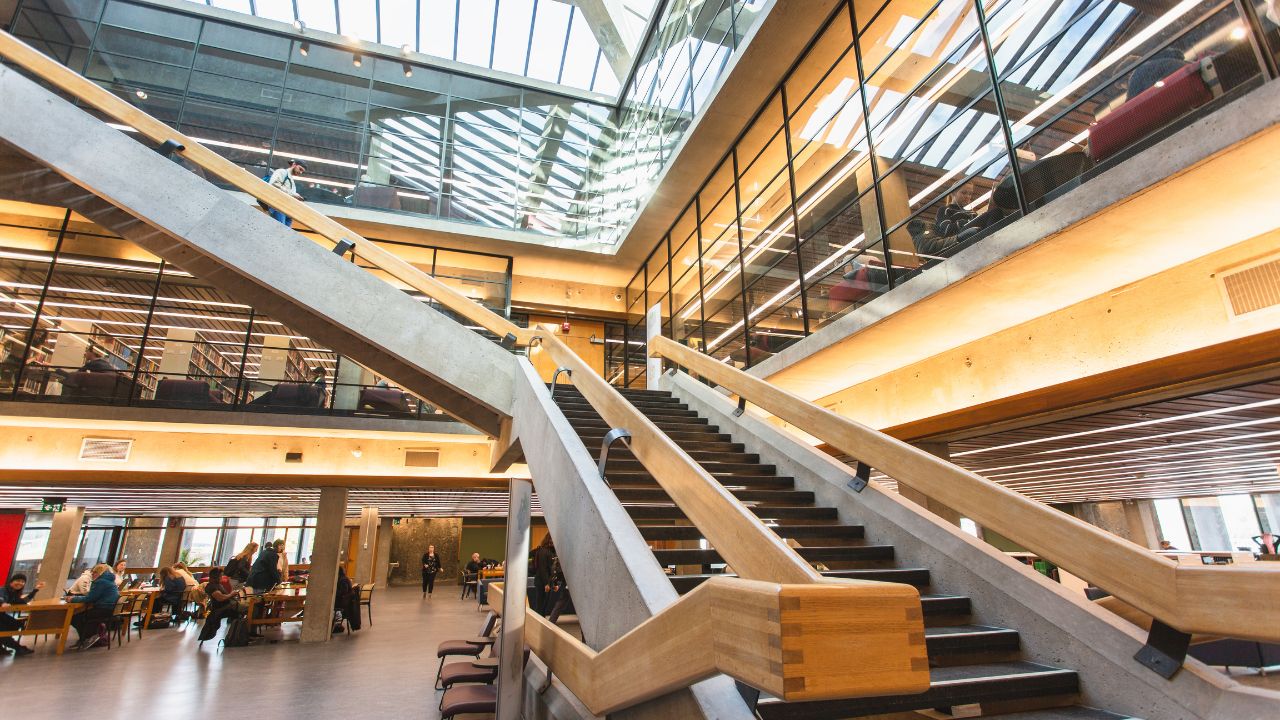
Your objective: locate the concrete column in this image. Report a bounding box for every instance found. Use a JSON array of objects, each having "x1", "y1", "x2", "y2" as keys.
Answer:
[
  {"x1": 646, "y1": 302, "x2": 662, "y2": 390},
  {"x1": 34, "y1": 505, "x2": 84, "y2": 599},
  {"x1": 897, "y1": 442, "x2": 964, "y2": 527},
  {"x1": 1123, "y1": 500, "x2": 1162, "y2": 550},
  {"x1": 374, "y1": 517, "x2": 393, "y2": 589},
  {"x1": 301, "y1": 487, "x2": 348, "y2": 643},
  {"x1": 353, "y1": 506, "x2": 379, "y2": 586},
  {"x1": 157, "y1": 518, "x2": 183, "y2": 568},
  {"x1": 497, "y1": 479, "x2": 532, "y2": 720}
]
